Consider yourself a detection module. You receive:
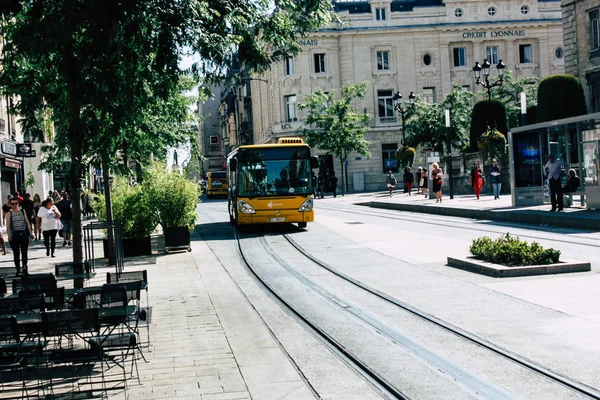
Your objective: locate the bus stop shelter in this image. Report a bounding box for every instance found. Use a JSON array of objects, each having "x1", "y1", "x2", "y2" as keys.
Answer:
[{"x1": 509, "y1": 112, "x2": 600, "y2": 210}]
